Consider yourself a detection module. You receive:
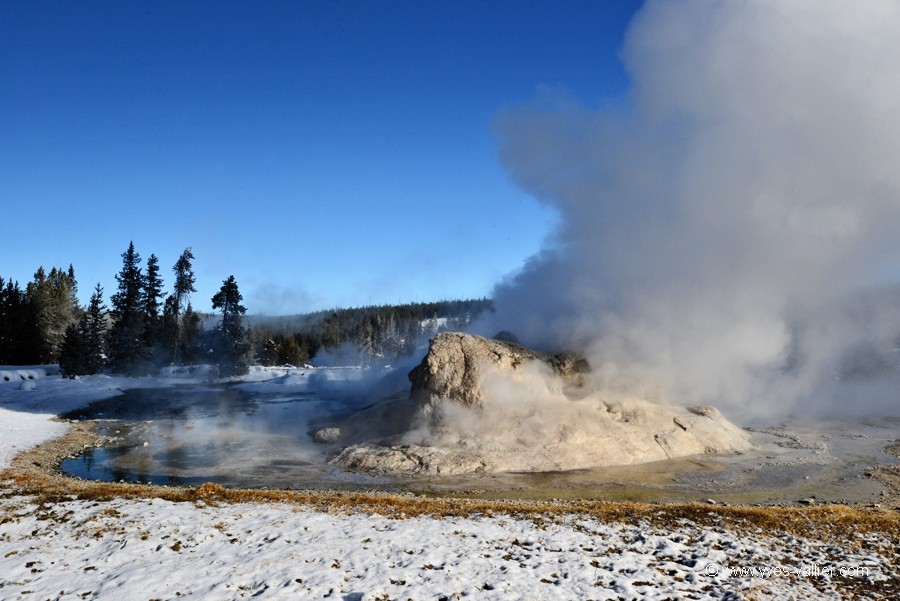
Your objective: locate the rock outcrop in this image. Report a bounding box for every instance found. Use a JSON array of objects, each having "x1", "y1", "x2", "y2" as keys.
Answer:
[
  {"x1": 408, "y1": 332, "x2": 589, "y2": 408},
  {"x1": 320, "y1": 332, "x2": 753, "y2": 475}
]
